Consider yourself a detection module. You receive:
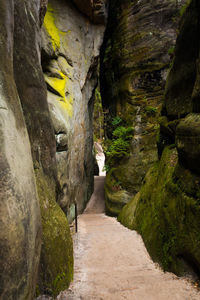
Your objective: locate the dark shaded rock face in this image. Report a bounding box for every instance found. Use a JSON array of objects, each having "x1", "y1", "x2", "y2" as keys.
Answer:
[
  {"x1": 165, "y1": 0, "x2": 200, "y2": 118},
  {"x1": 0, "y1": 1, "x2": 41, "y2": 299},
  {"x1": 101, "y1": 0, "x2": 186, "y2": 215},
  {"x1": 73, "y1": 0, "x2": 108, "y2": 24},
  {"x1": 119, "y1": 0, "x2": 200, "y2": 278},
  {"x1": 40, "y1": 0, "x2": 48, "y2": 26}
]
